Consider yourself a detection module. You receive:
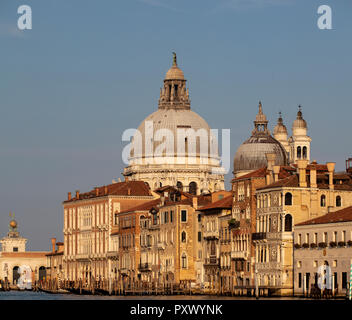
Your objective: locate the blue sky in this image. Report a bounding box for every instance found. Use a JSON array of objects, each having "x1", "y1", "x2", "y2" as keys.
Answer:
[{"x1": 0, "y1": 0, "x2": 351, "y2": 250}]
